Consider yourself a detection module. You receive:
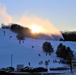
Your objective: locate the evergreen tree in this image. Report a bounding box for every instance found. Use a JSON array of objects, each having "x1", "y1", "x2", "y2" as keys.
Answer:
[
  {"x1": 42, "y1": 42, "x2": 54, "y2": 53},
  {"x1": 56, "y1": 44, "x2": 74, "y2": 60}
]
